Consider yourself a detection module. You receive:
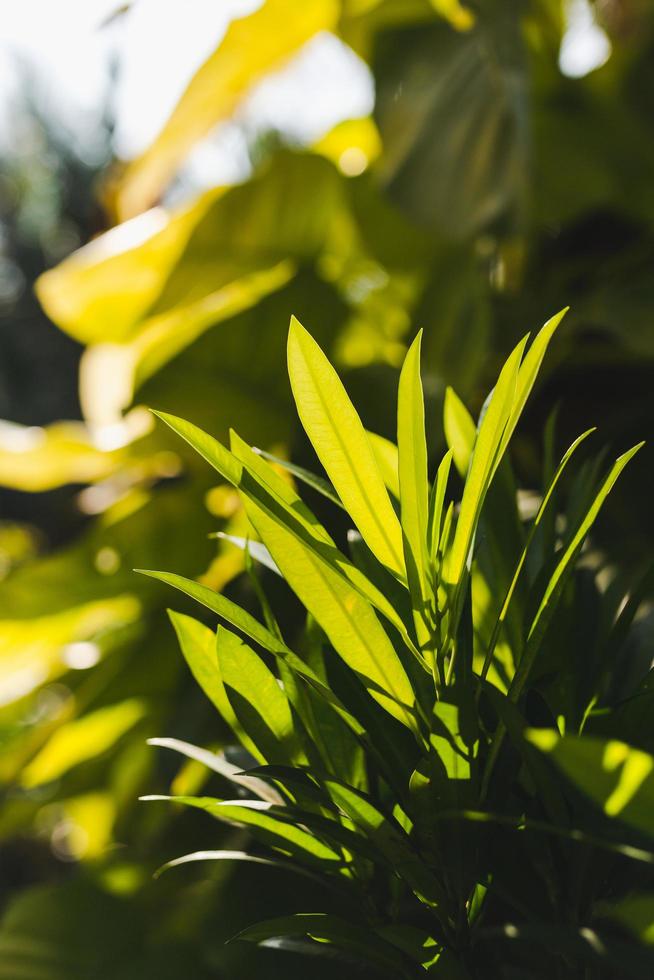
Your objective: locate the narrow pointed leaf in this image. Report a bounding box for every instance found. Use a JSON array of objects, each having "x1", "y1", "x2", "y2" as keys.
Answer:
[
  {"x1": 323, "y1": 780, "x2": 446, "y2": 906},
  {"x1": 445, "y1": 335, "x2": 528, "y2": 590},
  {"x1": 147, "y1": 737, "x2": 282, "y2": 803},
  {"x1": 141, "y1": 795, "x2": 344, "y2": 864},
  {"x1": 155, "y1": 849, "x2": 317, "y2": 880},
  {"x1": 241, "y1": 492, "x2": 418, "y2": 731},
  {"x1": 397, "y1": 331, "x2": 432, "y2": 648},
  {"x1": 235, "y1": 913, "x2": 418, "y2": 977},
  {"x1": 510, "y1": 442, "x2": 644, "y2": 701},
  {"x1": 366, "y1": 431, "x2": 400, "y2": 500},
  {"x1": 495, "y1": 308, "x2": 568, "y2": 467},
  {"x1": 479, "y1": 428, "x2": 596, "y2": 683},
  {"x1": 163, "y1": 613, "x2": 261, "y2": 761},
  {"x1": 443, "y1": 386, "x2": 476, "y2": 478},
  {"x1": 213, "y1": 533, "x2": 281, "y2": 575},
  {"x1": 135, "y1": 568, "x2": 363, "y2": 733},
  {"x1": 288, "y1": 316, "x2": 405, "y2": 576},
  {"x1": 252, "y1": 447, "x2": 344, "y2": 508},
  {"x1": 154, "y1": 410, "x2": 418, "y2": 656},
  {"x1": 230, "y1": 431, "x2": 422, "y2": 660},
  {"x1": 428, "y1": 449, "x2": 453, "y2": 561},
  {"x1": 216, "y1": 626, "x2": 301, "y2": 765}
]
